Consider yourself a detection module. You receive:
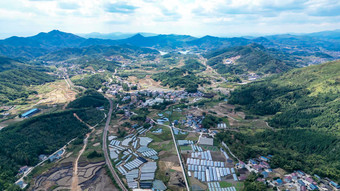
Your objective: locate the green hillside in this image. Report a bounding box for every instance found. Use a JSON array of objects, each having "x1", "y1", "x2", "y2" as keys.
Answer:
[
  {"x1": 152, "y1": 68, "x2": 210, "y2": 93},
  {"x1": 222, "y1": 60, "x2": 340, "y2": 181},
  {"x1": 182, "y1": 58, "x2": 206, "y2": 73},
  {"x1": 0, "y1": 69, "x2": 55, "y2": 103},
  {"x1": 229, "y1": 60, "x2": 340, "y2": 131},
  {"x1": 205, "y1": 43, "x2": 294, "y2": 75},
  {"x1": 0, "y1": 56, "x2": 27, "y2": 72},
  {"x1": 0, "y1": 110, "x2": 90, "y2": 190}
]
